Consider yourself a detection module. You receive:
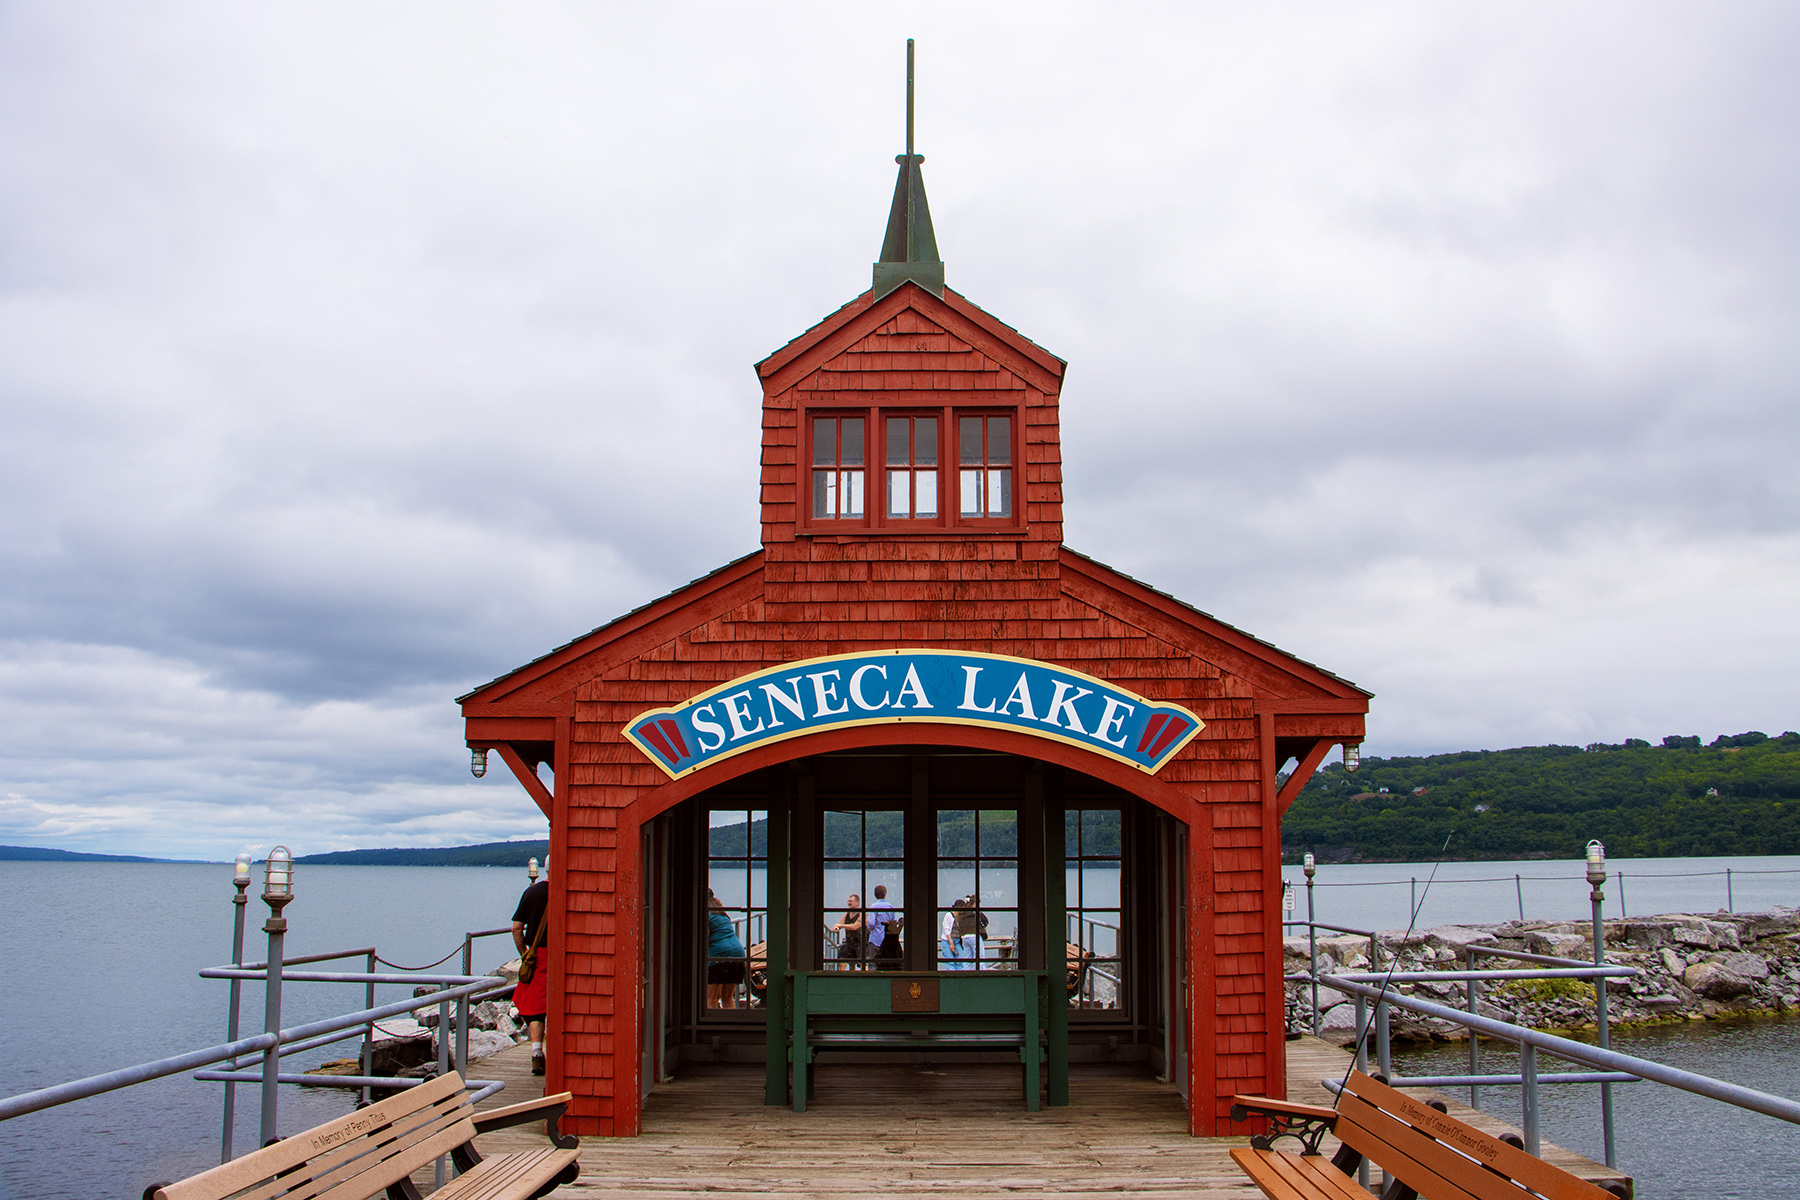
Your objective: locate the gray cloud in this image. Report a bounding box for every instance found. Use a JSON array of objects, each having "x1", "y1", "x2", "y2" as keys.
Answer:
[{"x1": 1, "y1": 3, "x2": 1796, "y2": 856}]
